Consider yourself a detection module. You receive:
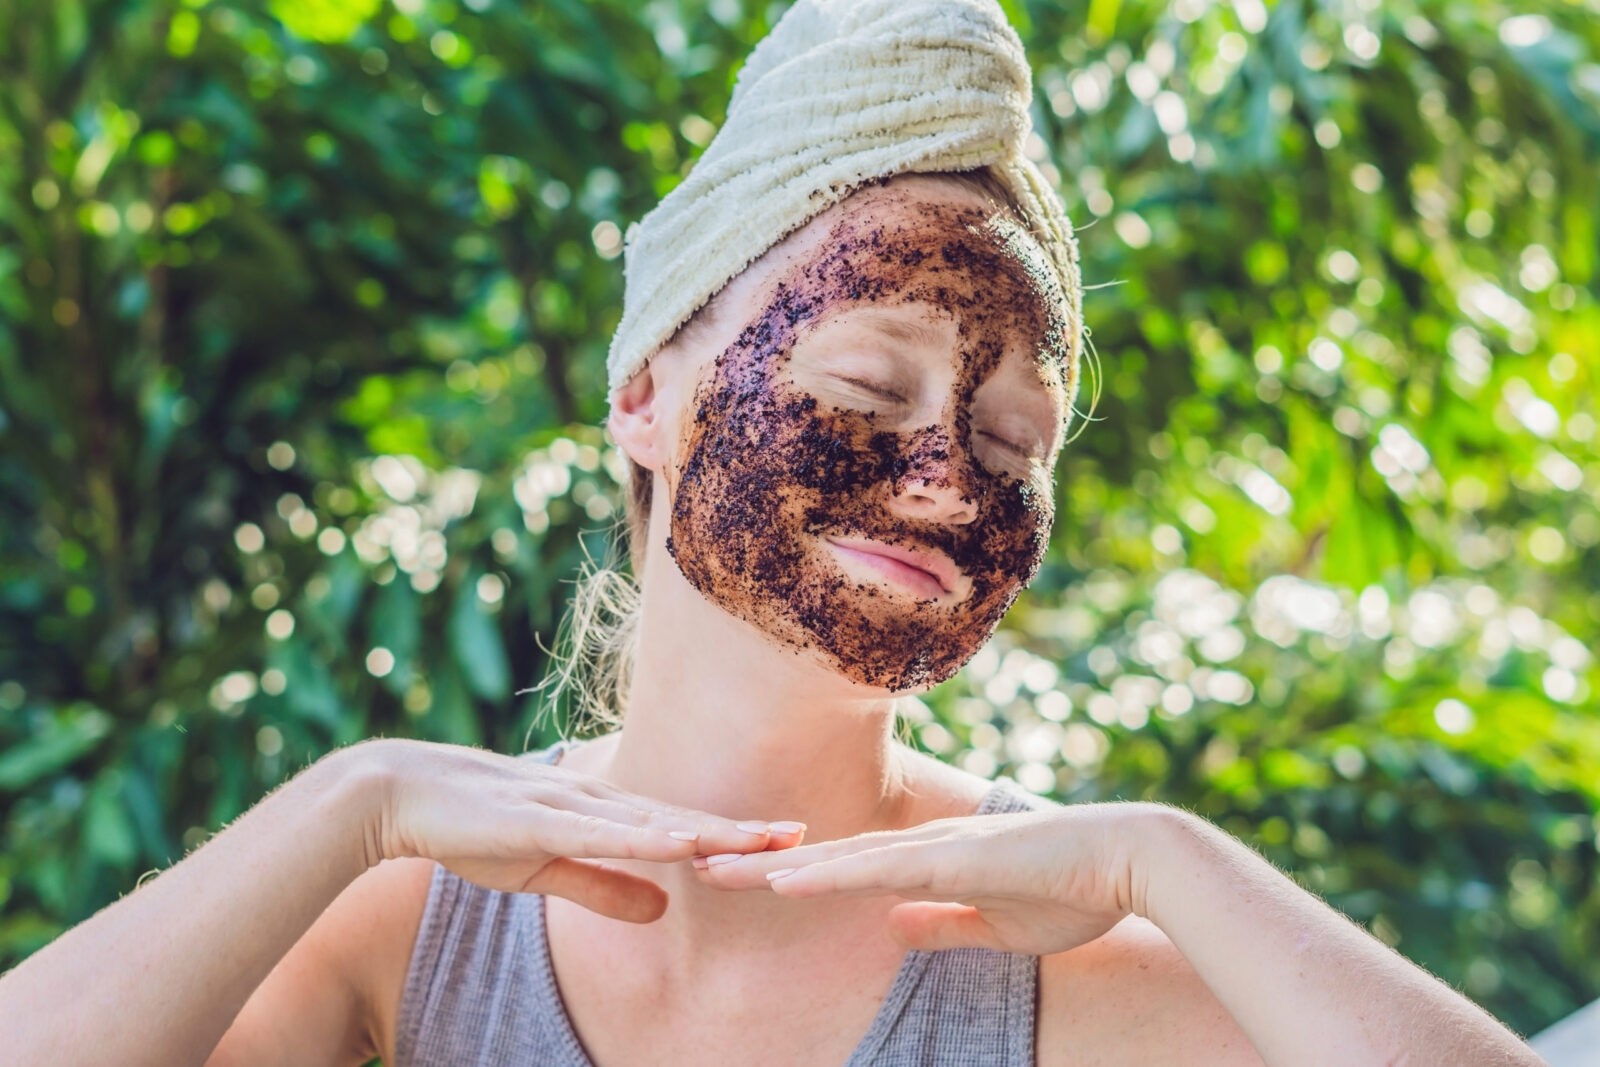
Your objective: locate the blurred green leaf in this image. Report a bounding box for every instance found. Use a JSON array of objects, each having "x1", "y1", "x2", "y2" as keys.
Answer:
[
  {"x1": 450, "y1": 574, "x2": 510, "y2": 704},
  {"x1": 83, "y1": 770, "x2": 139, "y2": 868},
  {"x1": 0, "y1": 706, "x2": 113, "y2": 792}
]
